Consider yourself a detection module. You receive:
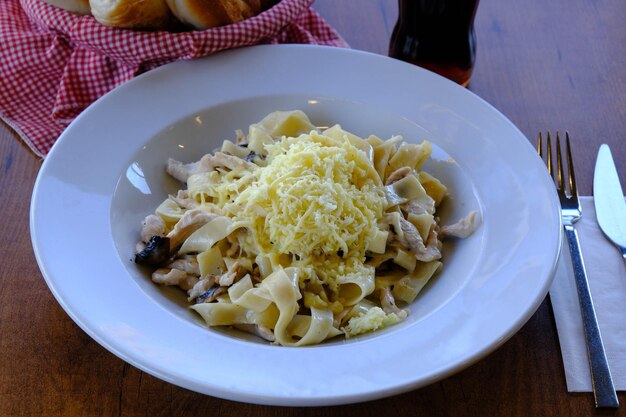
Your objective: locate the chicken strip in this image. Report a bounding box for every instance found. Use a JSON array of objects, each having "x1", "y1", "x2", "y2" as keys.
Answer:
[
  {"x1": 166, "y1": 152, "x2": 255, "y2": 182},
  {"x1": 440, "y1": 211, "x2": 480, "y2": 239}
]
